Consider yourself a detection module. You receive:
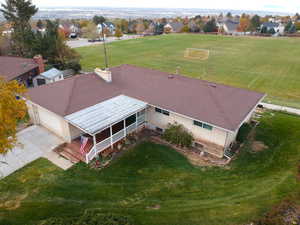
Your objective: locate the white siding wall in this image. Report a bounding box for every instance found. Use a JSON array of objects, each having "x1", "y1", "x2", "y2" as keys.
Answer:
[
  {"x1": 69, "y1": 123, "x2": 84, "y2": 140},
  {"x1": 146, "y1": 106, "x2": 228, "y2": 147}
]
